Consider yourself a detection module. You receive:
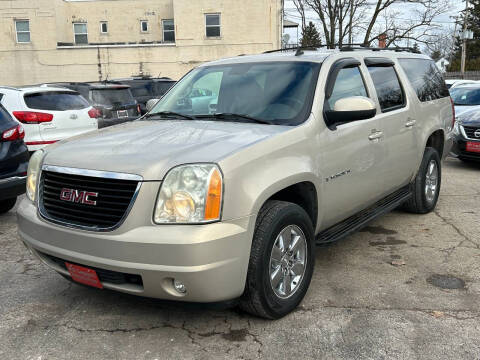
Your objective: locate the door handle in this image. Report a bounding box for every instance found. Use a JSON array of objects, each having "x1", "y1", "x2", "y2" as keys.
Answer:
[
  {"x1": 368, "y1": 131, "x2": 383, "y2": 141},
  {"x1": 405, "y1": 119, "x2": 416, "y2": 128}
]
